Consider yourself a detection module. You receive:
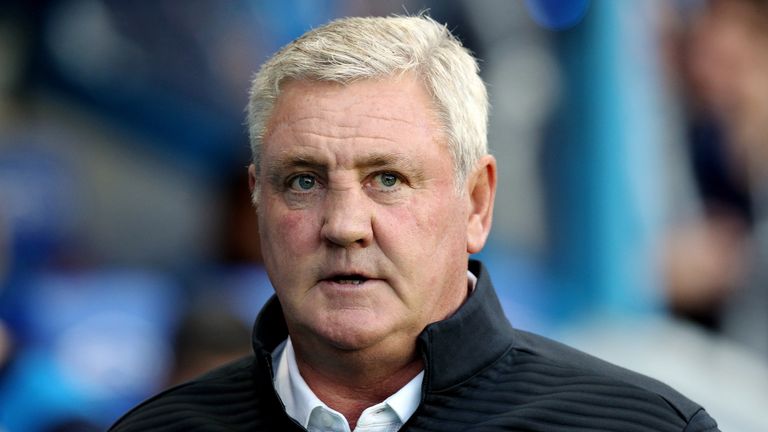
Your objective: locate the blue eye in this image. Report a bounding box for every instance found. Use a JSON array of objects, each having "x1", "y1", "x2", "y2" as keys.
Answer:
[
  {"x1": 376, "y1": 172, "x2": 400, "y2": 188},
  {"x1": 289, "y1": 174, "x2": 317, "y2": 191}
]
